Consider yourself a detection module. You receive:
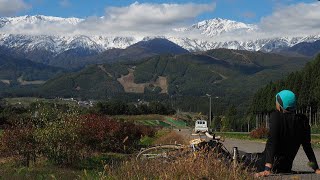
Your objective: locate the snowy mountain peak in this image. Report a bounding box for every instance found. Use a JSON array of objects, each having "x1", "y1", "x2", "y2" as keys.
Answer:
[
  {"x1": 0, "y1": 15, "x2": 83, "y2": 26},
  {"x1": 193, "y1": 18, "x2": 257, "y2": 37},
  {"x1": 173, "y1": 18, "x2": 257, "y2": 37},
  {"x1": 0, "y1": 15, "x2": 320, "y2": 58}
]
